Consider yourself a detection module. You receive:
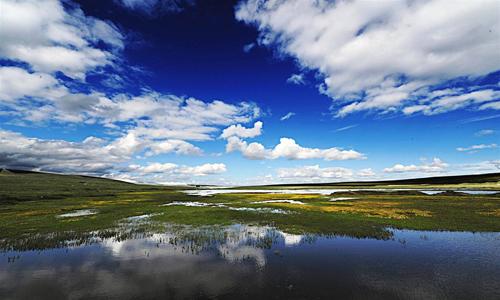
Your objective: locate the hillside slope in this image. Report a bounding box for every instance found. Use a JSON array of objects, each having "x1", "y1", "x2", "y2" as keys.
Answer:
[
  {"x1": 0, "y1": 169, "x2": 168, "y2": 203},
  {"x1": 245, "y1": 172, "x2": 500, "y2": 189}
]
